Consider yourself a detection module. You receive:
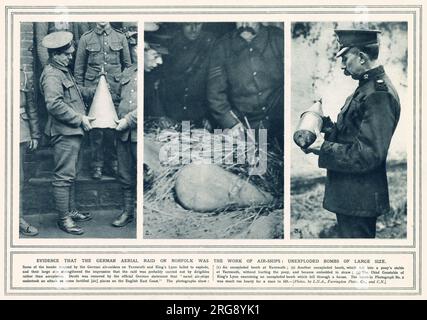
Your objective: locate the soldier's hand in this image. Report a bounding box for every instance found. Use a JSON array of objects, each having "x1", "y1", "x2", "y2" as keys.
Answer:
[
  {"x1": 82, "y1": 116, "x2": 96, "y2": 131},
  {"x1": 304, "y1": 128, "x2": 324, "y2": 155},
  {"x1": 115, "y1": 118, "x2": 129, "y2": 131},
  {"x1": 28, "y1": 139, "x2": 39, "y2": 151},
  {"x1": 158, "y1": 116, "x2": 174, "y2": 129}
]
